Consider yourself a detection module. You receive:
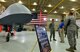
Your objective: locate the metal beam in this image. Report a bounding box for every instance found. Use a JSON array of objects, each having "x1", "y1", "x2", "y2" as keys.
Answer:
[
  {"x1": 47, "y1": 0, "x2": 64, "y2": 14},
  {"x1": 40, "y1": 0, "x2": 45, "y2": 7},
  {"x1": 36, "y1": 0, "x2": 40, "y2": 10}
]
